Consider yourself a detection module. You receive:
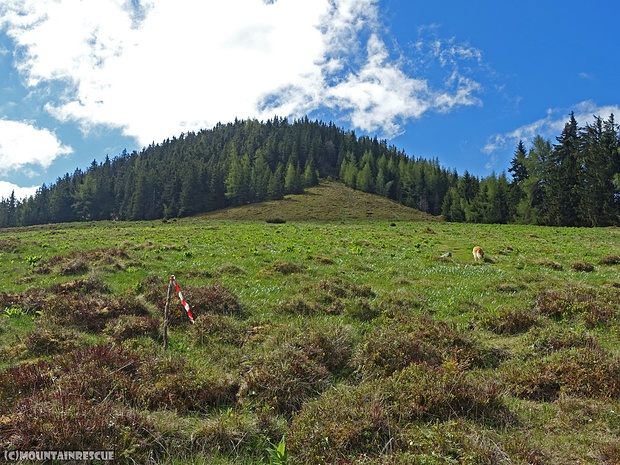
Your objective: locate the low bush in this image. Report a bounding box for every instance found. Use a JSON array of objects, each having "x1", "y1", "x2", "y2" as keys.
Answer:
[
  {"x1": 42, "y1": 293, "x2": 150, "y2": 332},
  {"x1": 237, "y1": 340, "x2": 331, "y2": 415},
  {"x1": 599, "y1": 255, "x2": 620, "y2": 266},
  {"x1": 135, "y1": 356, "x2": 238, "y2": 413},
  {"x1": 156, "y1": 284, "x2": 244, "y2": 326},
  {"x1": 353, "y1": 315, "x2": 503, "y2": 379},
  {"x1": 191, "y1": 314, "x2": 248, "y2": 346},
  {"x1": 288, "y1": 363, "x2": 511, "y2": 463},
  {"x1": 571, "y1": 261, "x2": 595, "y2": 272},
  {"x1": 479, "y1": 306, "x2": 541, "y2": 335},
  {"x1": 522, "y1": 325, "x2": 600, "y2": 358},
  {"x1": 24, "y1": 326, "x2": 82, "y2": 355},
  {"x1": 503, "y1": 346, "x2": 620, "y2": 402},
  {"x1": 103, "y1": 315, "x2": 161, "y2": 342},
  {"x1": 535, "y1": 288, "x2": 616, "y2": 326},
  {"x1": 2, "y1": 390, "x2": 156, "y2": 460},
  {"x1": 260, "y1": 260, "x2": 305, "y2": 275}
]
